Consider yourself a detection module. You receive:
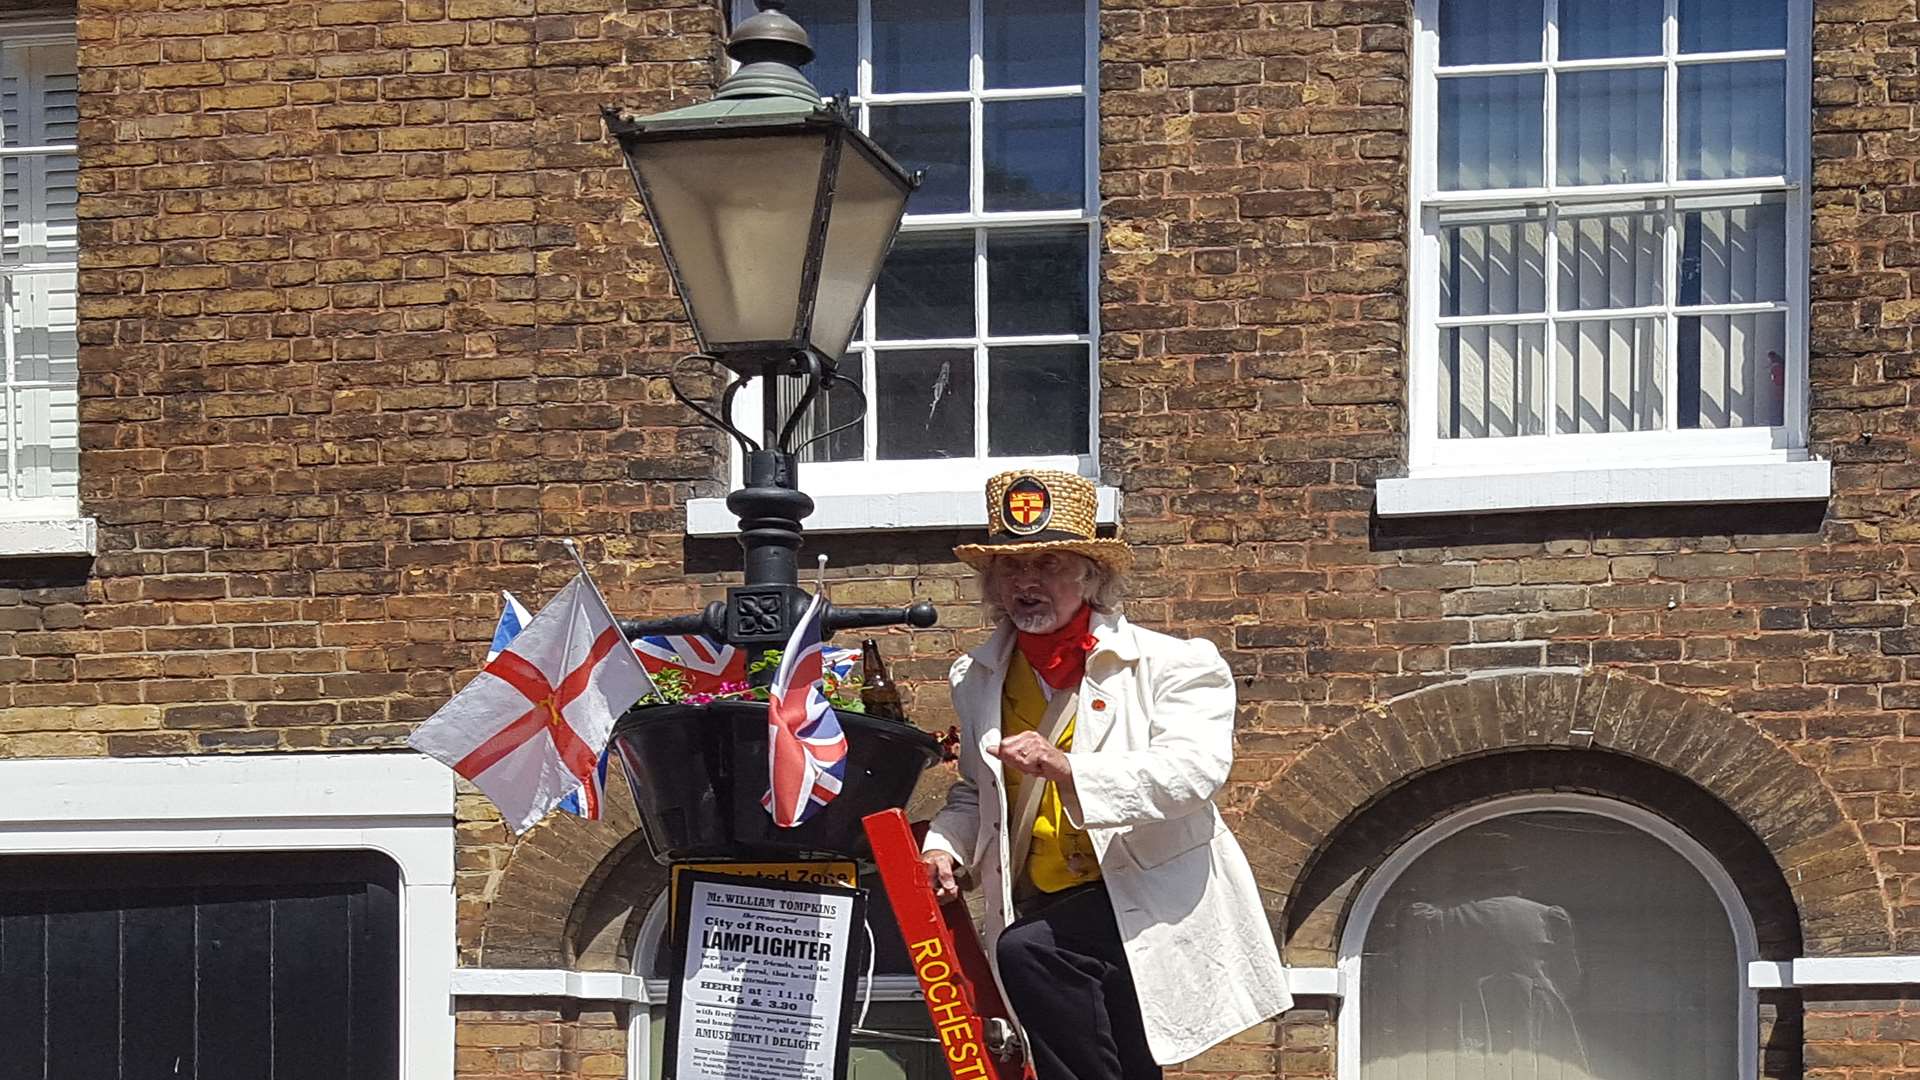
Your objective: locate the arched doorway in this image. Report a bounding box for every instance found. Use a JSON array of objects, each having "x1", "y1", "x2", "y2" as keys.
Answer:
[{"x1": 1341, "y1": 795, "x2": 1757, "y2": 1080}]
